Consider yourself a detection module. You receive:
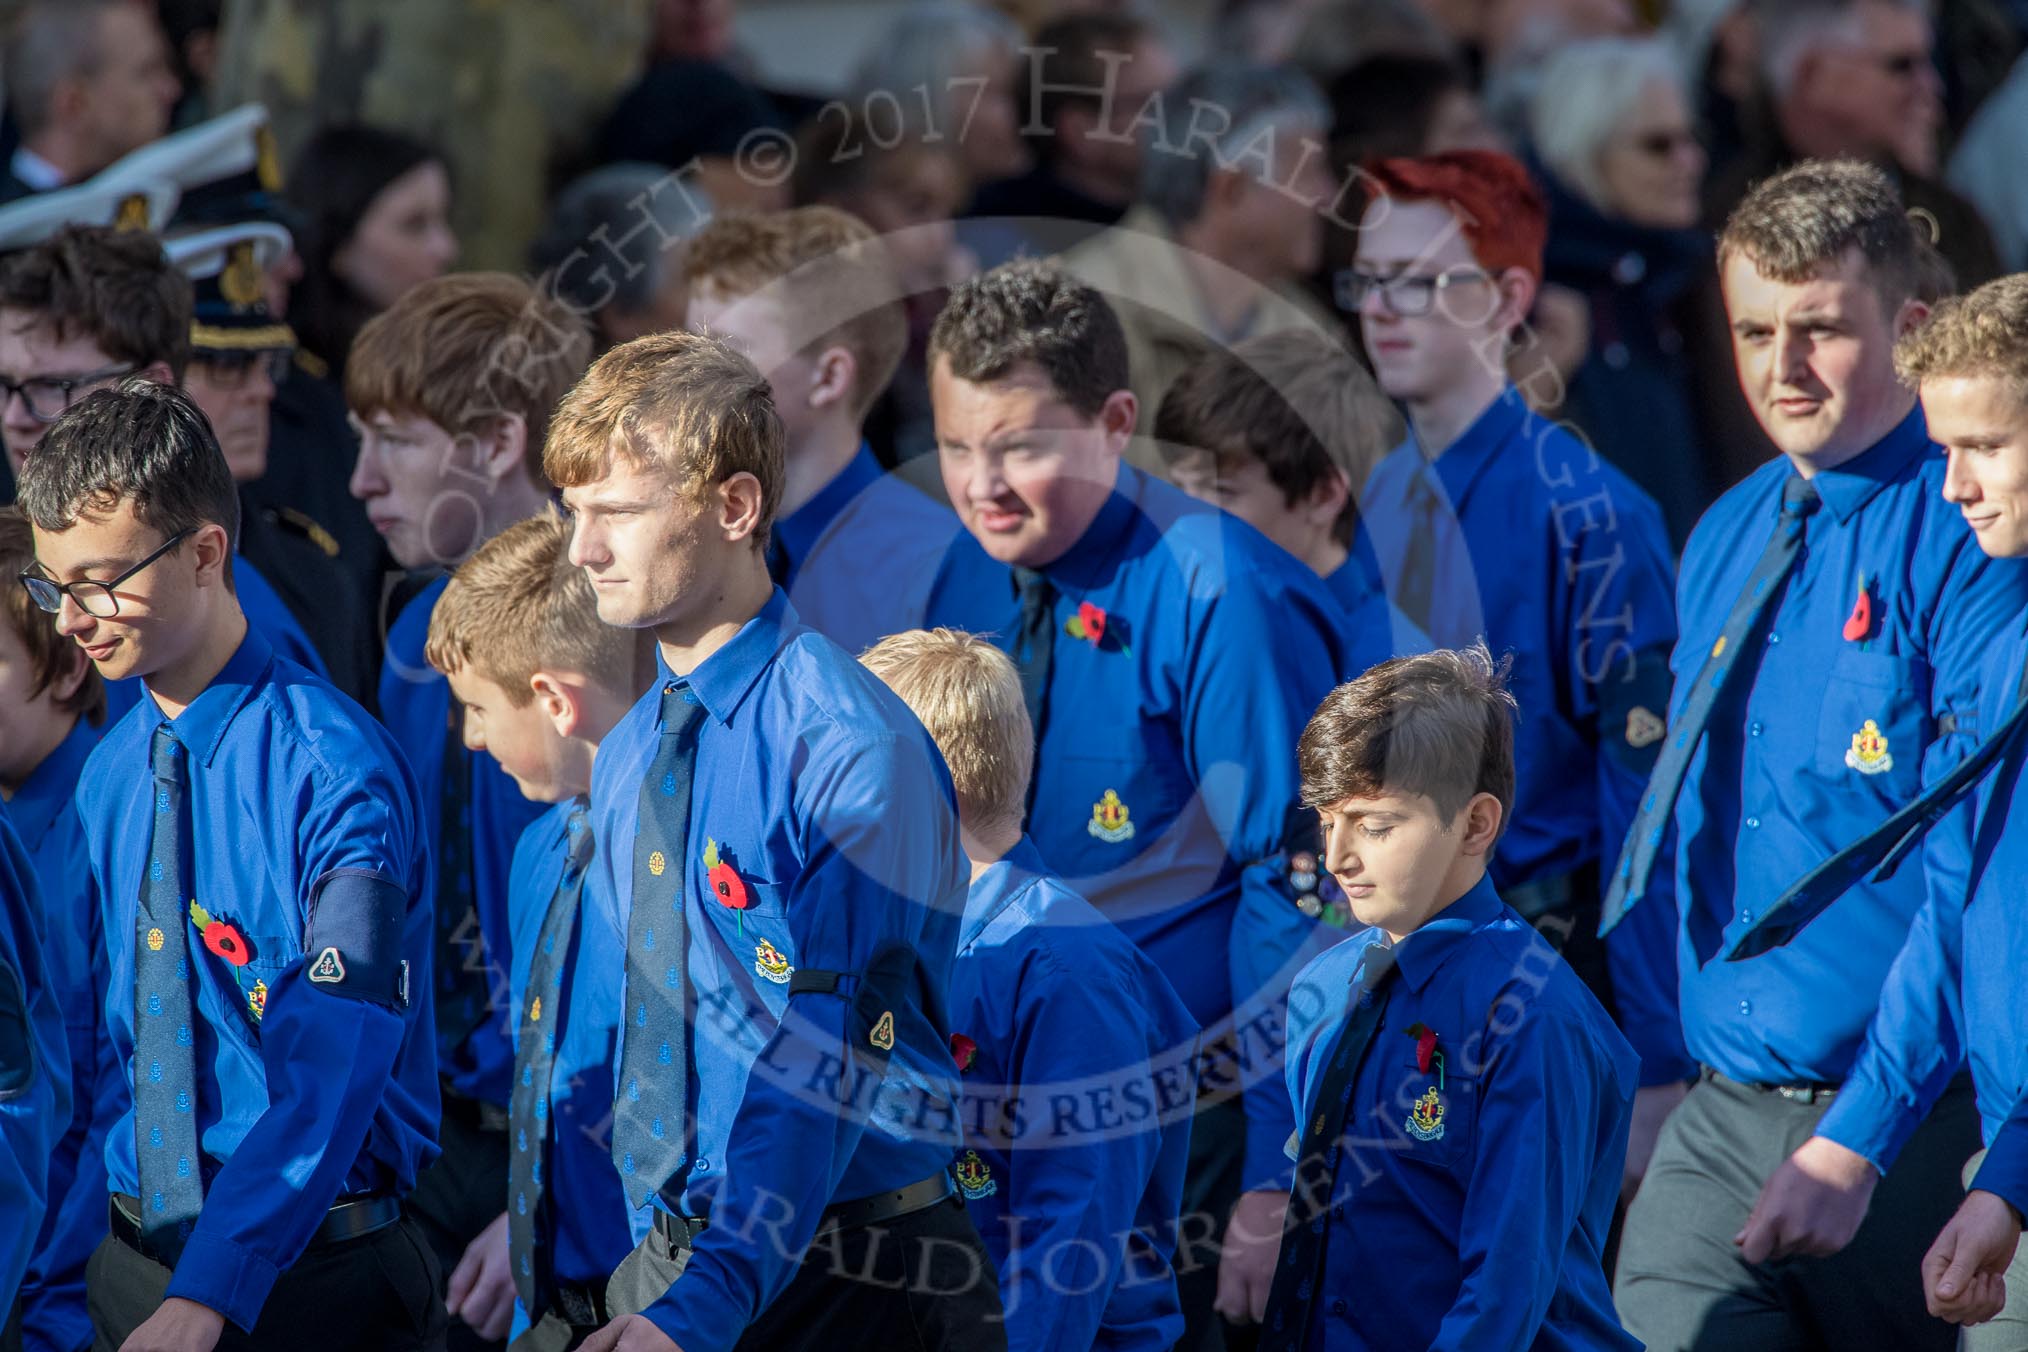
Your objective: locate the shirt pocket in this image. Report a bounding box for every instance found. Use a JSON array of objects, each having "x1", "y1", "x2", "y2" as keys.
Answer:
[
  {"x1": 1050, "y1": 750, "x2": 1193, "y2": 871},
  {"x1": 1380, "y1": 1052, "x2": 1478, "y2": 1173},
  {"x1": 1814, "y1": 649, "x2": 1932, "y2": 796},
  {"x1": 200, "y1": 930, "x2": 293, "y2": 1044}
]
